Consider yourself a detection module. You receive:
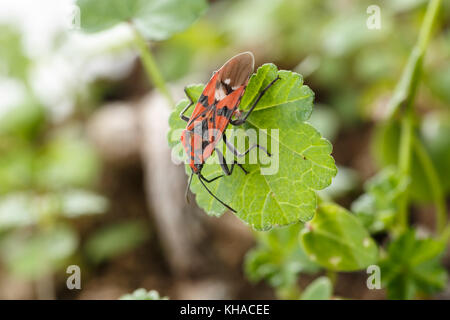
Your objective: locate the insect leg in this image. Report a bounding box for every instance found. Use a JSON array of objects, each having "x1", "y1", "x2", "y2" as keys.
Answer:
[
  {"x1": 223, "y1": 133, "x2": 271, "y2": 157},
  {"x1": 215, "y1": 147, "x2": 248, "y2": 176},
  {"x1": 200, "y1": 173, "x2": 224, "y2": 183},
  {"x1": 179, "y1": 87, "x2": 195, "y2": 122},
  {"x1": 230, "y1": 76, "x2": 281, "y2": 126},
  {"x1": 198, "y1": 176, "x2": 236, "y2": 213}
]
